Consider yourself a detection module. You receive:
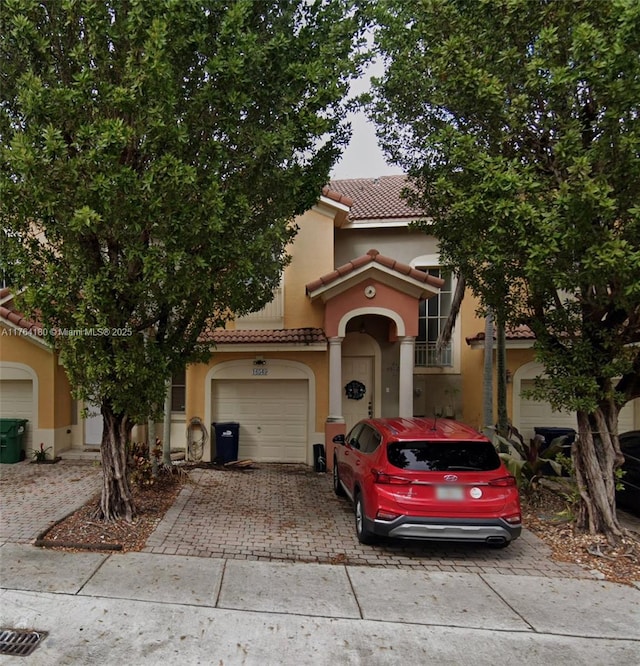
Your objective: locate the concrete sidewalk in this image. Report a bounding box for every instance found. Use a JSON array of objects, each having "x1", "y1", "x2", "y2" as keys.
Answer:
[{"x1": 1, "y1": 543, "x2": 639, "y2": 665}]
